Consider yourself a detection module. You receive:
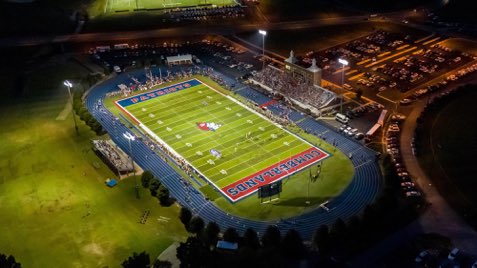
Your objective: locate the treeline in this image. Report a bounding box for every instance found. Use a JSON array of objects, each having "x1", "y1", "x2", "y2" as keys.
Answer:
[
  {"x1": 173, "y1": 155, "x2": 424, "y2": 267},
  {"x1": 0, "y1": 253, "x2": 21, "y2": 268},
  {"x1": 141, "y1": 170, "x2": 172, "y2": 206},
  {"x1": 72, "y1": 88, "x2": 103, "y2": 135},
  {"x1": 123, "y1": 156, "x2": 424, "y2": 267}
]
